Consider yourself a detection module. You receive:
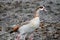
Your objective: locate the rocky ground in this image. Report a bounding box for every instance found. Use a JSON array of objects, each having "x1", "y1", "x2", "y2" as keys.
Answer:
[{"x1": 0, "y1": 0, "x2": 60, "y2": 40}]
